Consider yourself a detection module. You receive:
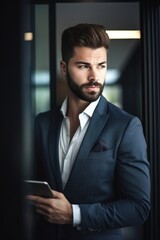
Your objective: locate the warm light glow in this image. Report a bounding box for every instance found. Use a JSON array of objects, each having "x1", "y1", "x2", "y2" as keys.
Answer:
[
  {"x1": 106, "y1": 30, "x2": 141, "y2": 39},
  {"x1": 24, "y1": 32, "x2": 33, "y2": 41}
]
